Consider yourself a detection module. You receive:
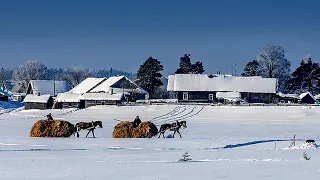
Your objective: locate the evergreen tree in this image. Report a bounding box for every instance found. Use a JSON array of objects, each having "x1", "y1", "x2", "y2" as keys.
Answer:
[
  {"x1": 288, "y1": 57, "x2": 320, "y2": 94},
  {"x1": 135, "y1": 56, "x2": 164, "y2": 98},
  {"x1": 241, "y1": 60, "x2": 260, "y2": 76},
  {"x1": 175, "y1": 54, "x2": 204, "y2": 74}
]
